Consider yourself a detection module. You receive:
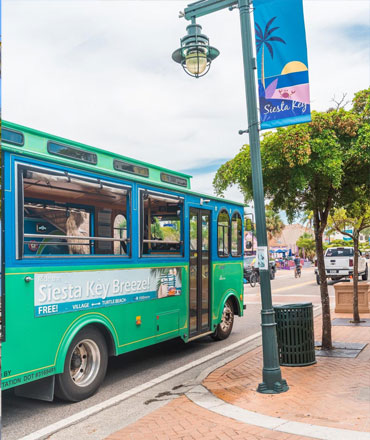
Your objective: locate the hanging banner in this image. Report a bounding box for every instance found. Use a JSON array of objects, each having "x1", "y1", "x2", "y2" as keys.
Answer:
[{"x1": 254, "y1": 0, "x2": 311, "y2": 129}]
